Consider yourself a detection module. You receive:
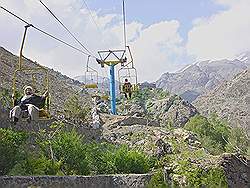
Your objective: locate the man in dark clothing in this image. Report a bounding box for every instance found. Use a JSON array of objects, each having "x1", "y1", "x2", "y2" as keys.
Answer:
[
  {"x1": 10, "y1": 86, "x2": 48, "y2": 123},
  {"x1": 122, "y1": 79, "x2": 132, "y2": 99}
]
